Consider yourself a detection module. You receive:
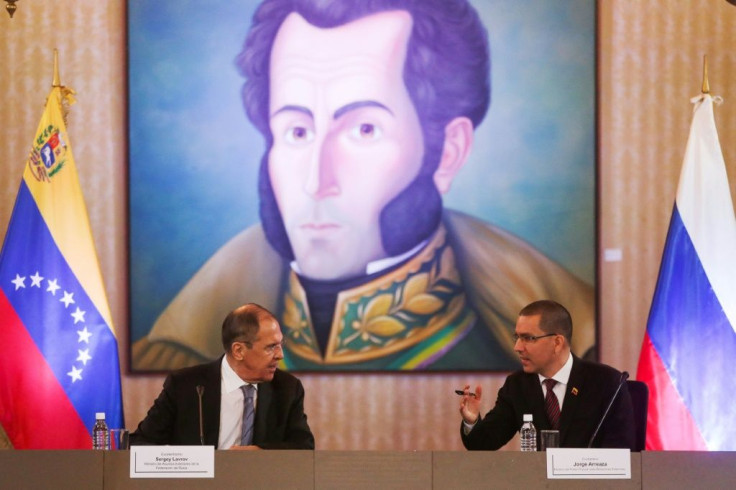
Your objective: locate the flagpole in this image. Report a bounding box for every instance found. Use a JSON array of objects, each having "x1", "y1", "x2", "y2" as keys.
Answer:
[
  {"x1": 53, "y1": 49, "x2": 61, "y2": 88},
  {"x1": 50, "y1": 50, "x2": 76, "y2": 125},
  {"x1": 701, "y1": 54, "x2": 709, "y2": 94}
]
